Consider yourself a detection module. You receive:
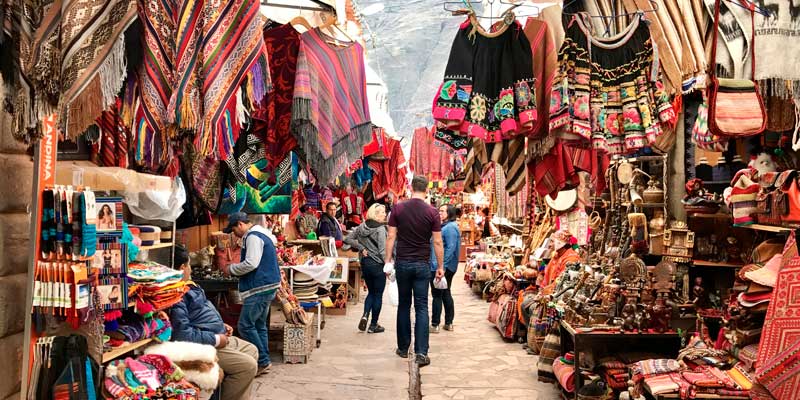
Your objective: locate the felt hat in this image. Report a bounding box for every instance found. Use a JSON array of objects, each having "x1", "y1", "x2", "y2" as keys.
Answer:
[
  {"x1": 745, "y1": 281, "x2": 773, "y2": 295},
  {"x1": 745, "y1": 253, "x2": 782, "y2": 287},
  {"x1": 738, "y1": 291, "x2": 773, "y2": 307},
  {"x1": 550, "y1": 229, "x2": 573, "y2": 250},
  {"x1": 545, "y1": 189, "x2": 578, "y2": 212}
]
